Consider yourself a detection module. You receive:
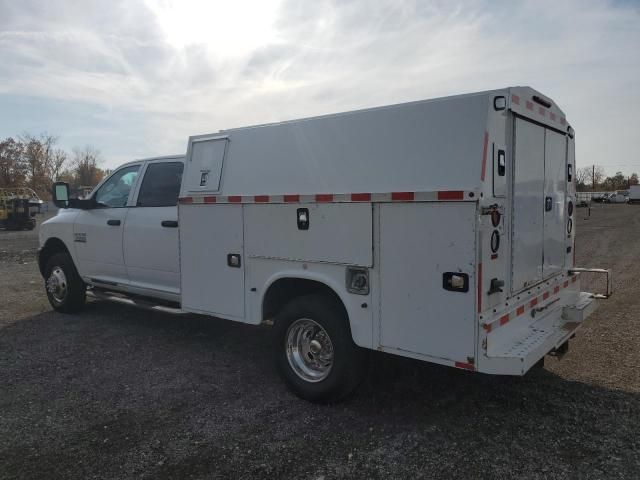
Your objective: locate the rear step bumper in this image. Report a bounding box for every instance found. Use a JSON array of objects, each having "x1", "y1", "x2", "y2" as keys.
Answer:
[{"x1": 479, "y1": 292, "x2": 598, "y2": 375}]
